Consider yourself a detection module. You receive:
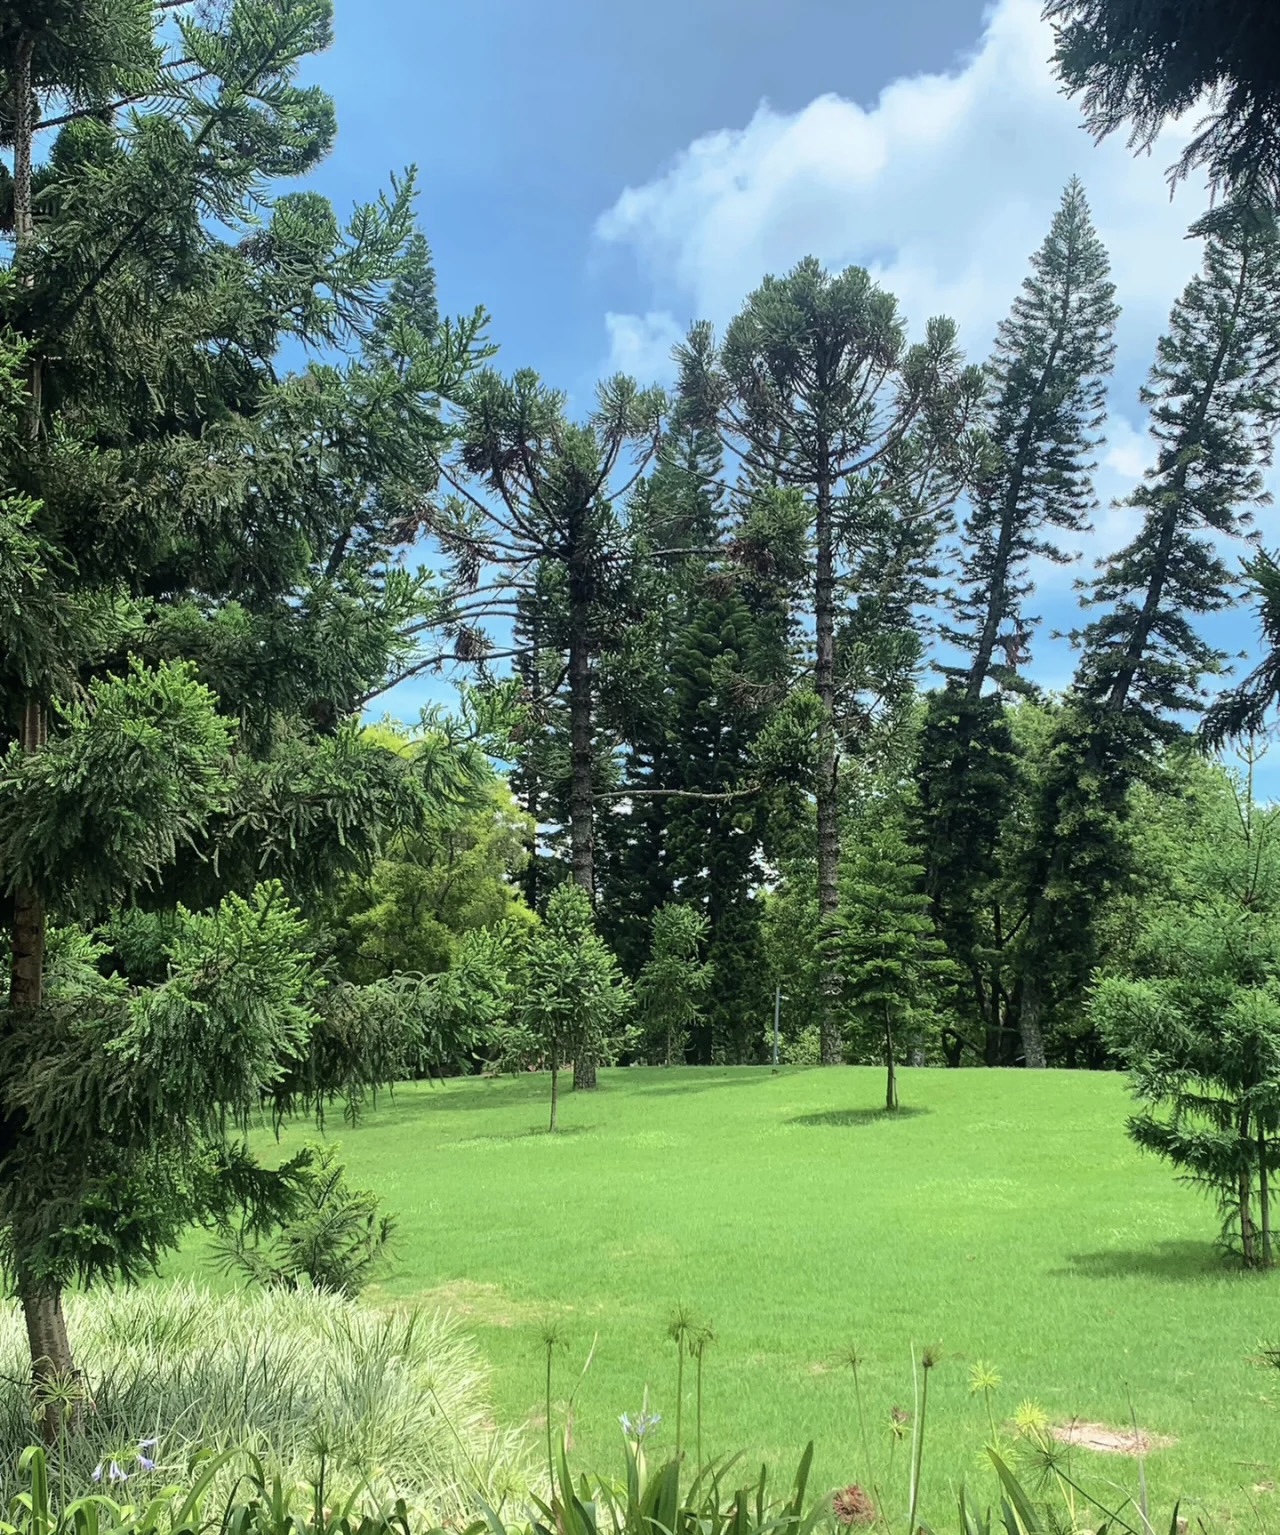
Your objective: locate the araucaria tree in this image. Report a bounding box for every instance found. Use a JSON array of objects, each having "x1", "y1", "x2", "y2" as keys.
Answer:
[
  {"x1": 918, "y1": 178, "x2": 1118, "y2": 1067},
  {"x1": 520, "y1": 883, "x2": 631, "y2": 1132},
  {"x1": 635, "y1": 903, "x2": 711, "y2": 1066},
  {"x1": 686, "y1": 259, "x2": 973, "y2": 1064},
  {"x1": 1091, "y1": 761, "x2": 1280, "y2": 1267},
  {"x1": 0, "y1": 0, "x2": 489, "y2": 1423},
  {"x1": 1044, "y1": 0, "x2": 1280, "y2": 207},
  {"x1": 826, "y1": 816, "x2": 947, "y2": 1110},
  {"x1": 1016, "y1": 213, "x2": 1280, "y2": 1061},
  {"x1": 427, "y1": 371, "x2": 664, "y2": 1087}
]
